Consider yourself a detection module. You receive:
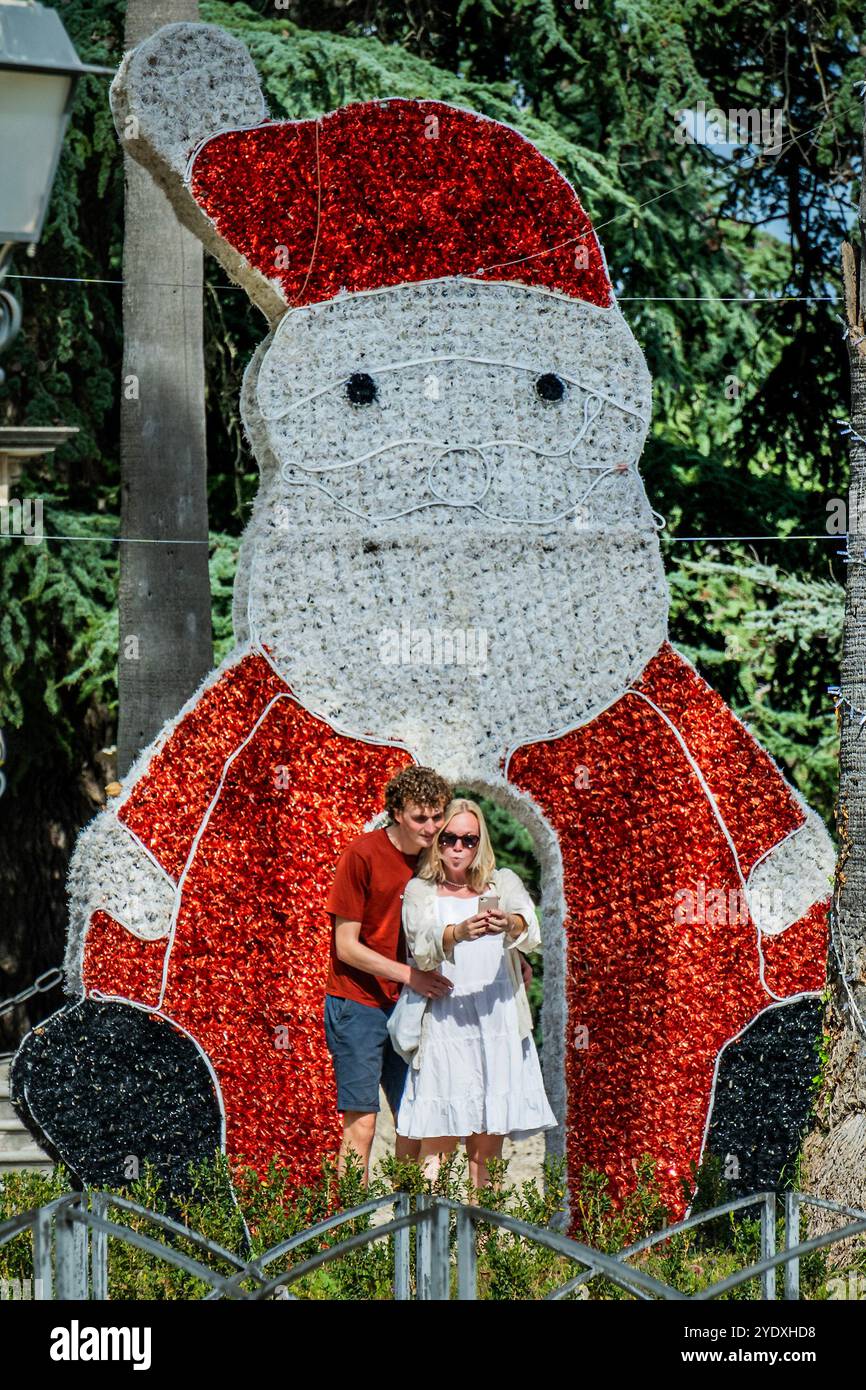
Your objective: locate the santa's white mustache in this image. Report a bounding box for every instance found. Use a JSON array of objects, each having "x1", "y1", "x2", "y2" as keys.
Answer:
[
  {"x1": 275, "y1": 399, "x2": 662, "y2": 527},
  {"x1": 277, "y1": 391, "x2": 602, "y2": 475}
]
